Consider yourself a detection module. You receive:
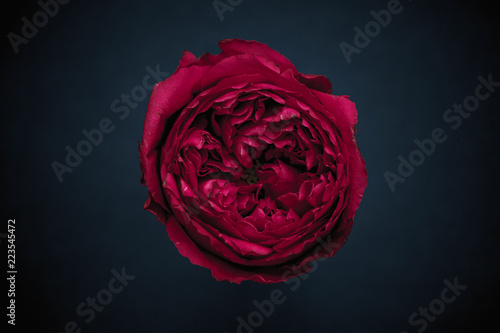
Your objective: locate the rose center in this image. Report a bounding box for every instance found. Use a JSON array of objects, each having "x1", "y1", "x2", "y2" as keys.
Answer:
[{"x1": 241, "y1": 160, "x2": 262, "y2": 184}]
